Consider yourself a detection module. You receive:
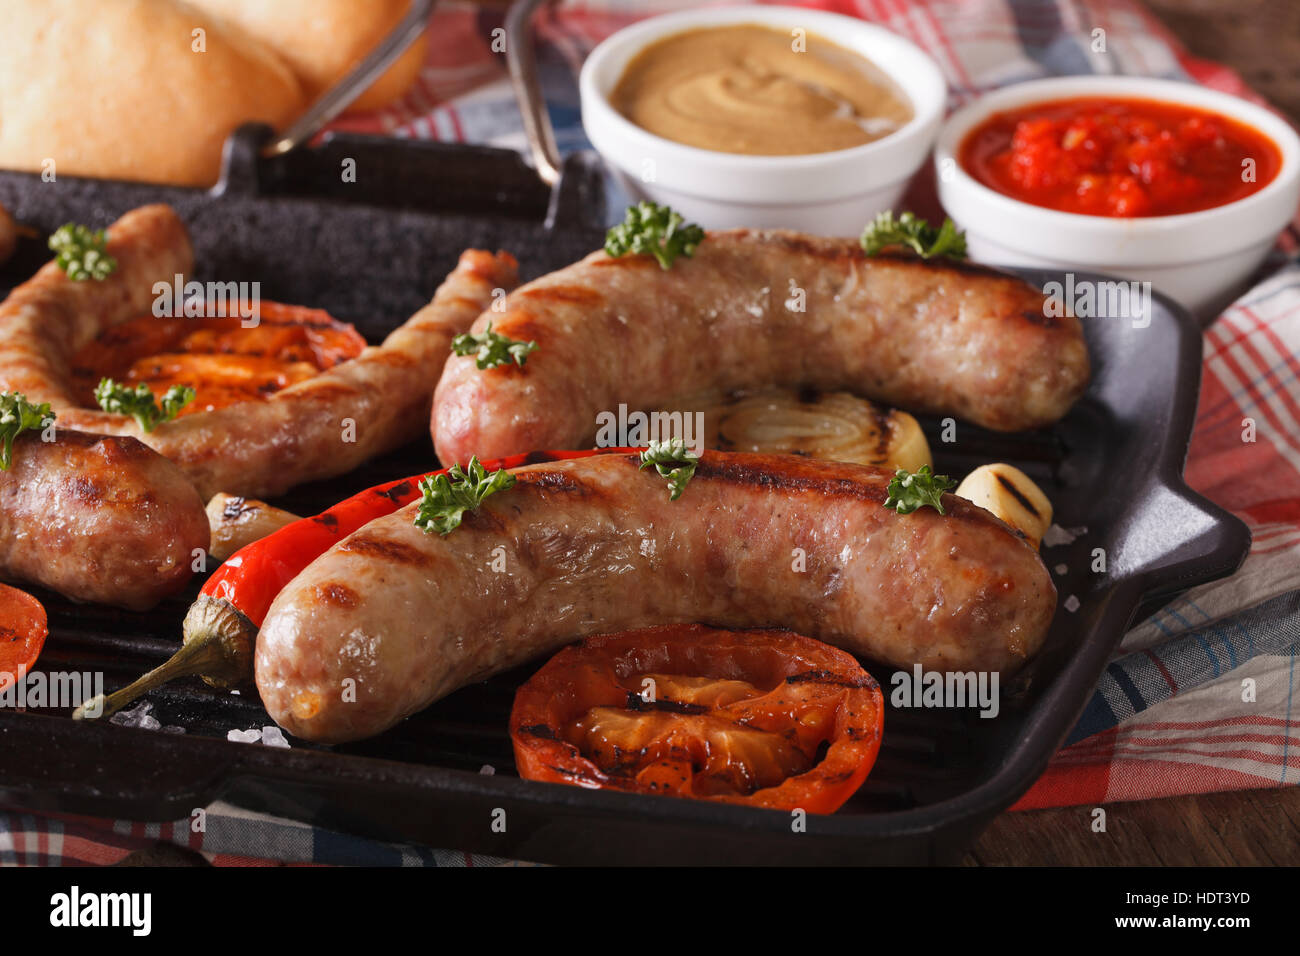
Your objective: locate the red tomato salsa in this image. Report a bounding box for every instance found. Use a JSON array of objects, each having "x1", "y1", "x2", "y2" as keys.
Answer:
[{"x1": 960, "y1": 96, "x2": 1282, "y2": 217}]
